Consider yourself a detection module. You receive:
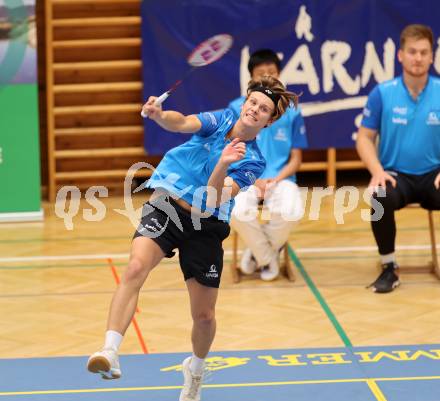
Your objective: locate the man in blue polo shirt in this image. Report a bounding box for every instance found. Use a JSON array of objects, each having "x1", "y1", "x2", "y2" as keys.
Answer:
[
  {"x1": 357, "y1": 24, "x2": 440, "y2": 293},
  {"x1": 229, "y1": 49, "x2": 308, "y2": 281}
]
